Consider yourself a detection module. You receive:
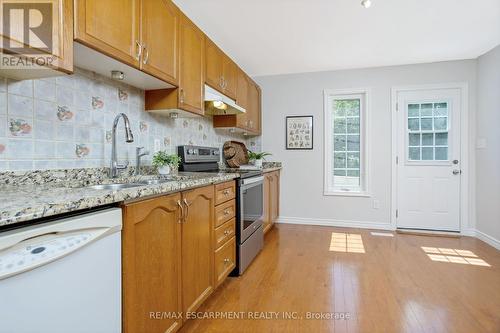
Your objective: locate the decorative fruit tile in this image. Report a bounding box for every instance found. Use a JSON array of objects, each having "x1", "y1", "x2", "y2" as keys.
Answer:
[
  {"x1": 75, "y1": 144, "x2": 90, "y2": 158},
  {"x1": 57, "y1": 106, "x2": 74, "y2": 121},
  {"x1": 9, "y1": 118, "x2": 32, "y2": 137},
  {"x1": 92, "y1": 96, "x2": 104, "y2": 109}
]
